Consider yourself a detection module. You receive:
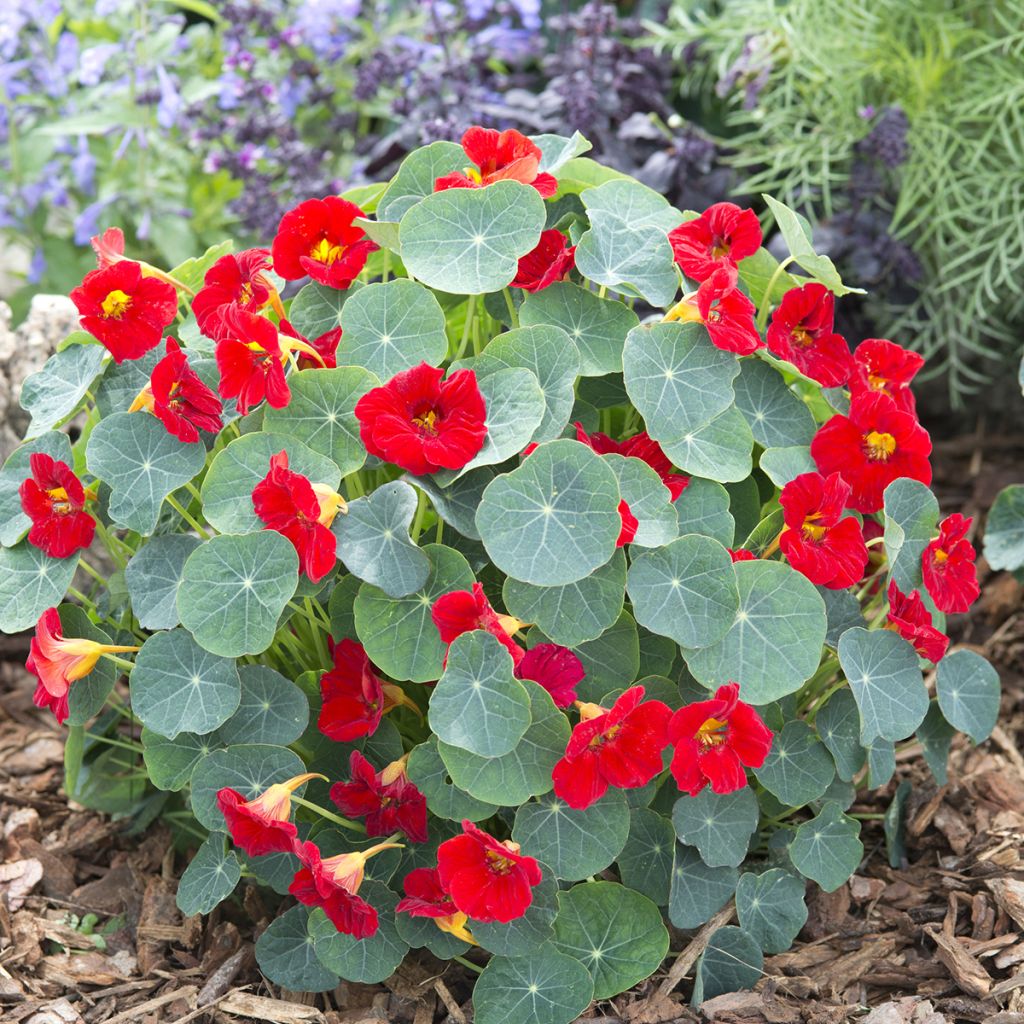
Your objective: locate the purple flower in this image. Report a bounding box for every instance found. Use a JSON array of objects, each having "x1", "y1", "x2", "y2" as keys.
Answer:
[
  {"x1": 74, "y1": 198, "x2": 114, "y2": 245},
  {"x1": 28, "y1": 248, "x2": 47, "y2": 284},
  {"x1": 79, "y1": 44, "x2": 120, "y2": 87},
  {"x1": 71, "y1": 136, "x2": 97, "y2": 194},
  {"x1": 156, "y1": 65, "x2": 183, "y2": 129}
]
